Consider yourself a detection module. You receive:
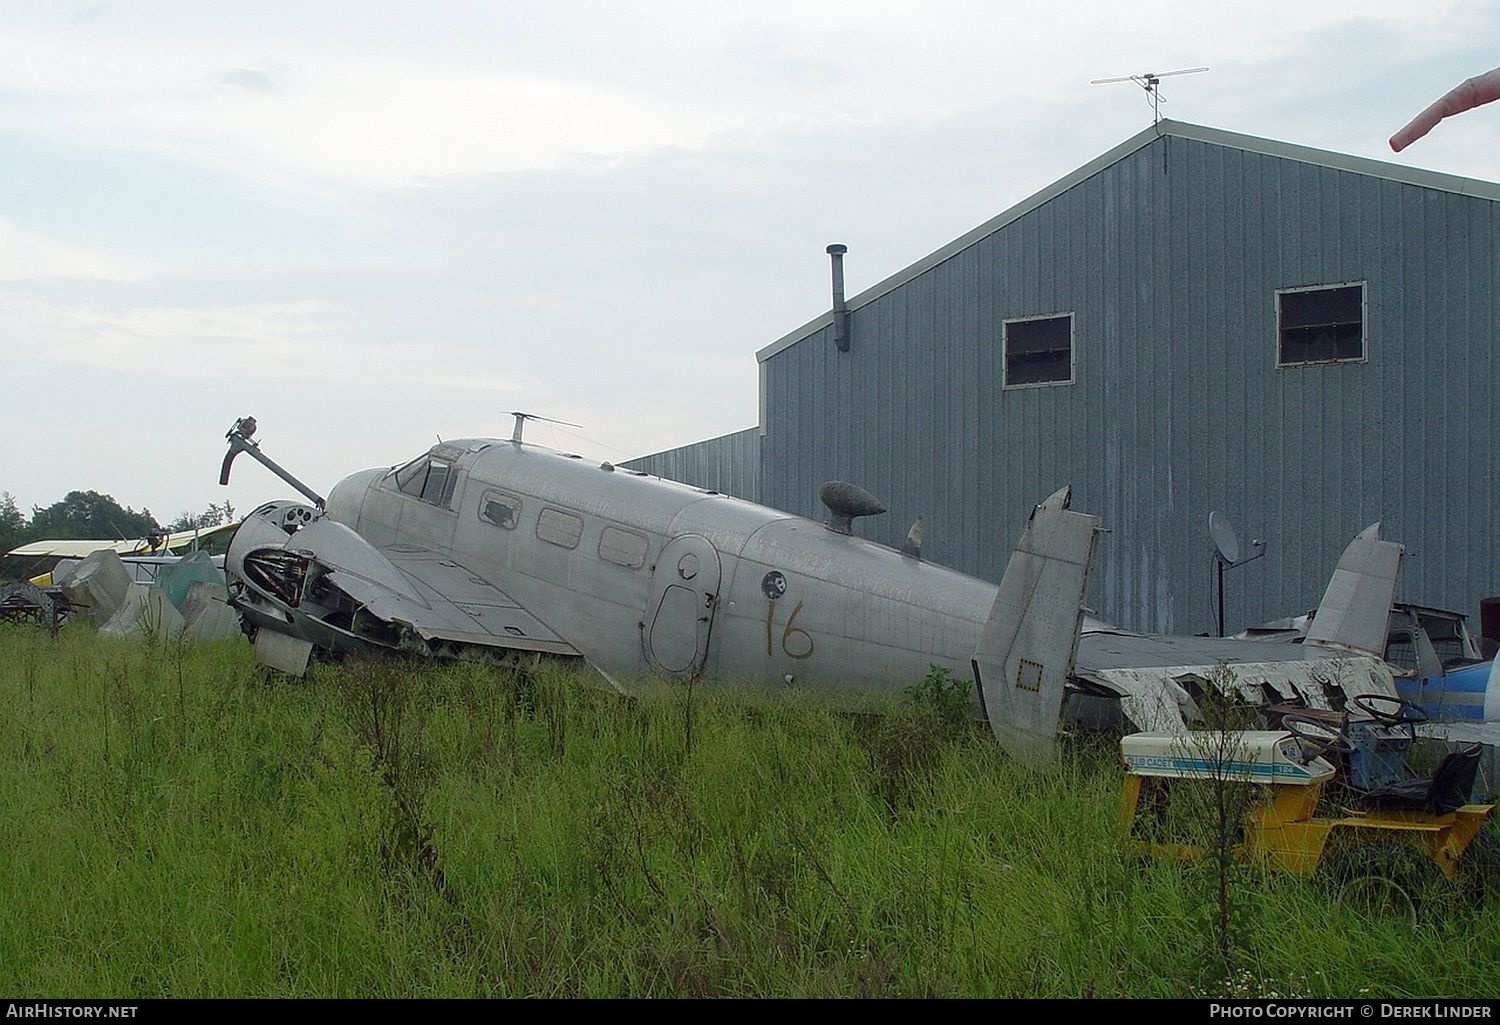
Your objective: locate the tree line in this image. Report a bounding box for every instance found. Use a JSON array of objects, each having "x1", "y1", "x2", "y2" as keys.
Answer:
[{"x1": 0, "y1": 490, "x2": 235, "y2": 557}]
